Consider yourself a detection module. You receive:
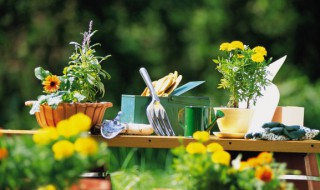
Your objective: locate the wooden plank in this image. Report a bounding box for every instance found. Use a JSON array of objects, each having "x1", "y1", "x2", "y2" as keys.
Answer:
[
  {"x1": 0, "y1": 129, "x2": 39, "y2": 135},
  {"x1": 93, "y1": 135, "x2": 320, "y2": 153}
]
